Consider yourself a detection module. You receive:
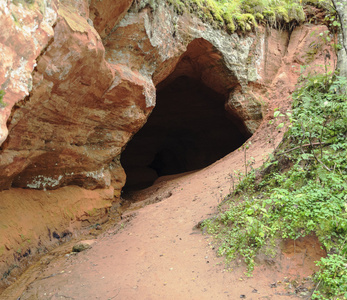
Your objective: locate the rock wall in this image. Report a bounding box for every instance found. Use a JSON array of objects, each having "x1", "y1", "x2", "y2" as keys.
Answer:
[
  {"x1": 0, "y1": 0, "x2": 57, "y2": 144},
  {"x1": 0, "y1": 1, "x2": 265, "y2": 194},
  {"x1": 0, "y1": 0, "x2": 335, "y2": 289}
]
